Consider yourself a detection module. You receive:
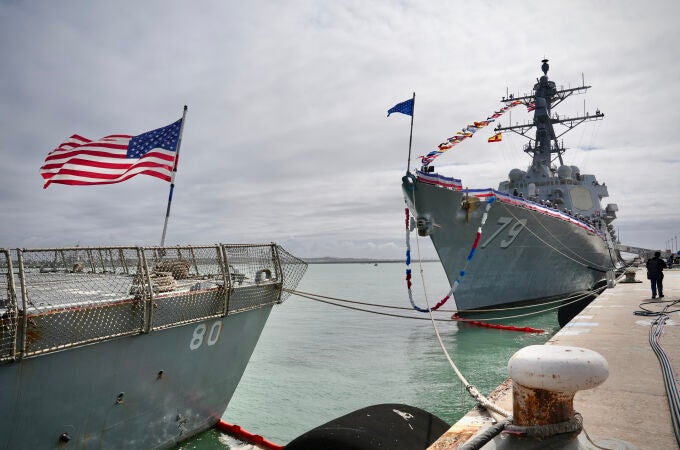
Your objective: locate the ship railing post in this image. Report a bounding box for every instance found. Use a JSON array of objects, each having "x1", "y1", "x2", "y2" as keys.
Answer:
[
  {"x1": 271, "y1": 243, "x2": 284, "y2": 303},
  {"x1": 188, "y1": 246, "x2": 200, "y2": 277},
  {"x1": 97, "y1": 249, "x2": 106, "y2": 273},
  {"x1": 139, "y1": 247, "x2": 154, "y2": 334},
  {"x1": 107, "y1": 248, "x2": 116, "y2": 273},
  {"x1": 217, "y1": 244, "x2": 232, "y2": 315},
  {"x1": 17, "y1": 249, "x2": 28, "y2": 360},
  {"x1": 118, "y1": 248, "x2": 128, "y2": 275},
  {"x1": 86, "y1": 249, "x2": 96, "y2": 273},
  {"x1": 59, "y1": 249, "x2": 67, "y2": 272},
  {"x1": 3, "y1": 249, "x2": 18, "y2": 362}
]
